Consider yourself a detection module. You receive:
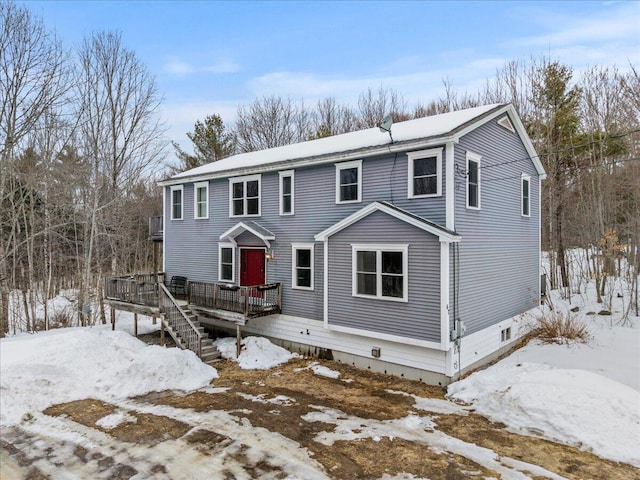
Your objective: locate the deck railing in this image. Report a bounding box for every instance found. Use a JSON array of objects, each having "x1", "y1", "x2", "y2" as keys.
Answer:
[
  {"x1": 159, "y1": 283, "x2": 202, "y2": 356},
  {"x1": 189, "y1": 281, "x2": 281, "y2": 318},
  {"x1": 104, "y1": 273, "x2": 164, "y2": 306}
]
